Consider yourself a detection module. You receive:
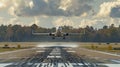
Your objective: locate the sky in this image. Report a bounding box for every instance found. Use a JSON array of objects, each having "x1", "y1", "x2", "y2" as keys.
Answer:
[{"x1": 0, "y1": 0, "x2": 120, "y2": 29}]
